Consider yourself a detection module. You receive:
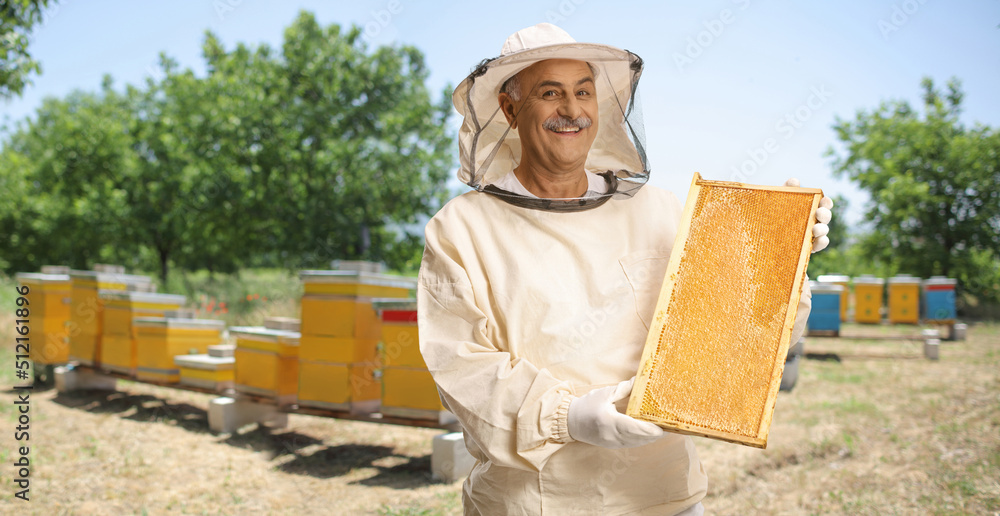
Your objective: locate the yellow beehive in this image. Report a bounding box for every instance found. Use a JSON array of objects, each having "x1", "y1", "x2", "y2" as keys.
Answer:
[
  {"x1": 817, "y1": 274, "x2": 850, "y2": 322},
  {"x1": 382, "y1": 367, "x2": 446, "y2": 413},
  {"x1": 299, "y1": 270, "x2": 415, "y2": 339},
  {"x1": 853, "y1": 276, "x2": 885, "y2": 324},
  {"x1": 134, "y1": 317, "x2": 225, "y2": 382},
  {"x1": 99, "y1": 291, "x2": 185, "y2": 375},
  {"x1": 67, "y1": 270, "x2": 153, "y2": 367},
  {"x1": 888, "y1": 275, "x2": 921, "y2": 324},
  {"x1": 300, "y1": 296, "x2": 382, "y2": 339},
  {"x1": 374, "y1": 299, "x2": 423, "y2": 368},
  {"x1": 231, "y1": 327, "x2": 300, "y2": 405},
  {"x1": 300, "y1": 270, "x2": 414, "y2": 298},
  {"x1": 297, "y1": 361, "x2": 380, "y2": 412},
  {"x1": 263, "y1": 316, "x2": 300, "y2": 332},
  {"x1": 298, "y1": 336, "x2": 379, "y2": 364},
  {"x1": 174, "y1": 354, "x2": 235, "y2": 391},
  {"x1": 373, "y1": 299, "x2": 453, "y2": 423},
  {"x1": 297, "y1": 270, "x2": 415, "y2": 414},
  {"x1": 626, "y1": 173, "x2": 821, "y2": 449},
  {"x1": 15, "y1": 272, "x2": 72, "y2": 365}
]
